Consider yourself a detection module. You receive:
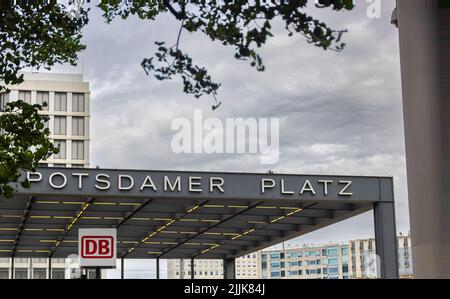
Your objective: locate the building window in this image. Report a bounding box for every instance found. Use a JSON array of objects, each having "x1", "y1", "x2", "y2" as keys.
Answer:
[
  {"x1": 328, "y1": 257, "x2": 339, "y2": 266},
  {"x1": 54, "y1": 140, "x2": 66, "y2": 159},
  {"x1": 327, "y1": 247, "x2": 339, "y2": 257},
  {"x1": 54, "y1": 116, "x2": 67, "y2": 135},
  {"x1": 18, "y1": 90, "x2": 31, "y2": 104},
  {"x1": 270, "y1": 271, "x2": 280, "y2": 278},
  {"x1": 52, "y1": 269, "x2": 65, "y2": 279},
  {"x1": 327, "y1": 267, "x2": 339, "y2": 275},
  {"x1": 72, "y1": 117, "x2": 85, "y2": 136},
  {"x1": 0, "y1": 92, "x2": 9, "y2": 111},
  {"x1": 33, "y1": 269, "x2": 47, "y2": 279},
  {"x1": 14, "y1": 269, "x2": 28, "y2": 279},
  {"x1": 54, "y1": 92, "x2": 67, "y2": 111},
  {"x1": 72, "y1": 141, "x2": 84, "y2": 160},
  {"x1": 72, "y1": 93, "x2": 85, "y2": 112},
  {"x1": 270, "y1": 252, "x2": 280, "y2": 260},
  {"x1": 270, "y1": 261, "x2": 281, "y2": 269},
  {"x1": 0, "y1": 268, "x2": 9, "y2": 279},
  {"x1": 36, "y1": 91, "x2": 49, "y2": 110},
  {"x1": 72, "y1": 164, "x2": 84, "y2": 168}
]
